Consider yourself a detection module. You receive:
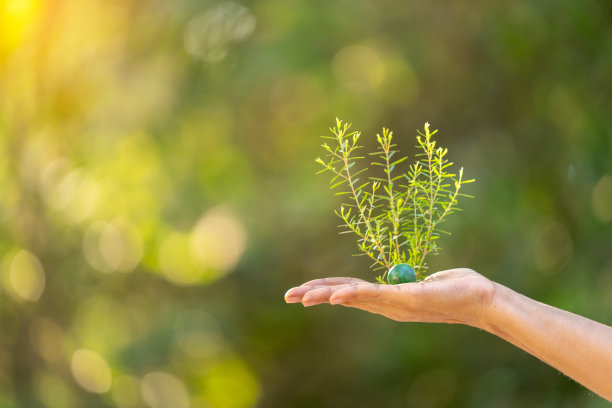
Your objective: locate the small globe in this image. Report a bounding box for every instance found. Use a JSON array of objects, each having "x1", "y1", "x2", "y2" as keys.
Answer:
[{"x1": 387, "y1": 263, "x2": 417, "y2": 284}]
